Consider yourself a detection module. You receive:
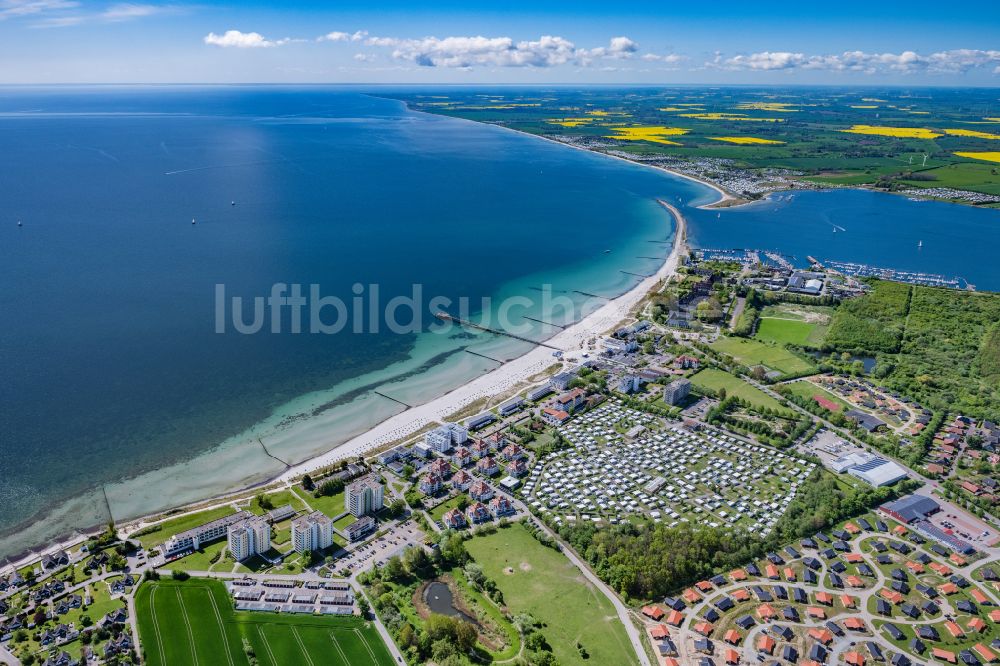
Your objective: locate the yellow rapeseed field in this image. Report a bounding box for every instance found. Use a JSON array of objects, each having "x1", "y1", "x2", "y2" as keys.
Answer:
[
  {"x1": 943, "y1": 129, "x2": 1000, "y2": 140},
  {"x1": 603, "y1": 126, "x2": 689, "y2": 145},
  {"x1": 734, "y1": 102, "x2": 799, "y2": 112},
  {"x1": 709, "y1": 136, "x2": 785, "y2": 145},
  {"x1": 678, "y1": 113, "x2": 784, "y2": 122},
  {"x1": 954, "y1": 151, "x2": 1000, "y2": 163},
  {"x1": 546, "y1": 117, "x2": 596, "y2": 127},
  {"x1": 839, "y1": 125, "x2": 941, "y2": 139}
]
